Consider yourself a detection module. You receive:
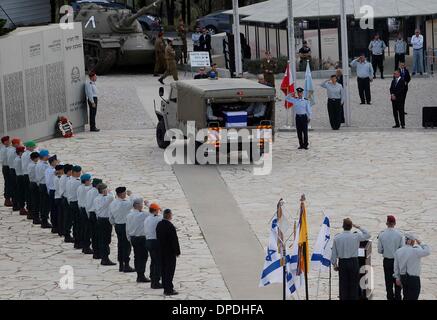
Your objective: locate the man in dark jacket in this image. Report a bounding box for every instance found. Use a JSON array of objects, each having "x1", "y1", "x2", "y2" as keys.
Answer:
[
  {"x1": 199, "y1": 28, "x2": 212, "y2": 64},
  {"x1": 398, "y1": 63, "x2": 411, "y2": 115},
  {"x1": 156, "y1": 208, "x2": 180, "y2": 296},
  {"x1": 390, "y1": 70, "x2": 407, "y2": 129}
]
